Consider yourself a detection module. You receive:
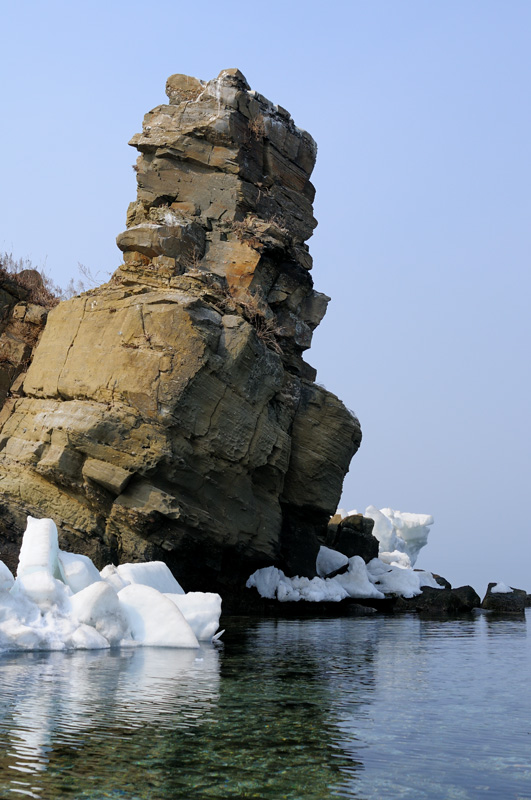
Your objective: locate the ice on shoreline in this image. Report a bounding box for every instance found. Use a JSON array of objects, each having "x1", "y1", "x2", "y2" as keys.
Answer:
[
  {"x1": 0, "y1": 516, "x2": 222, "y2": 652},
  {"x1": 338, "y1": 506, "x2": 434, "y2": 567},
  {"x1": 247, "y1": 556, "x2": 441, "y2": 603},
  {"x1": 247, "y1": 507, "x2": 442, "y2": 603}
]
